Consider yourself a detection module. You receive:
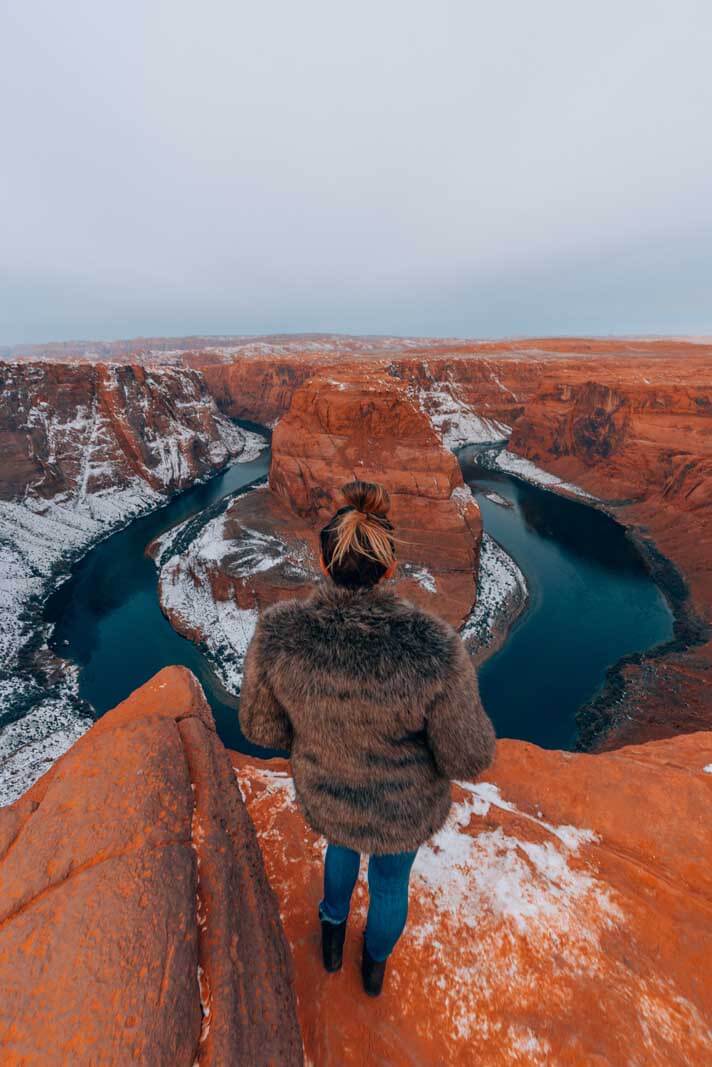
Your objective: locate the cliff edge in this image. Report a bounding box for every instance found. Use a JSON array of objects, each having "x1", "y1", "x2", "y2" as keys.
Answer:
[
  {"x1": 0, "y1": 667, "x2": 303, "y2": 1066},
  {"x1": 235, "y1": 732, "x2": 712, "y2": 1066}
]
